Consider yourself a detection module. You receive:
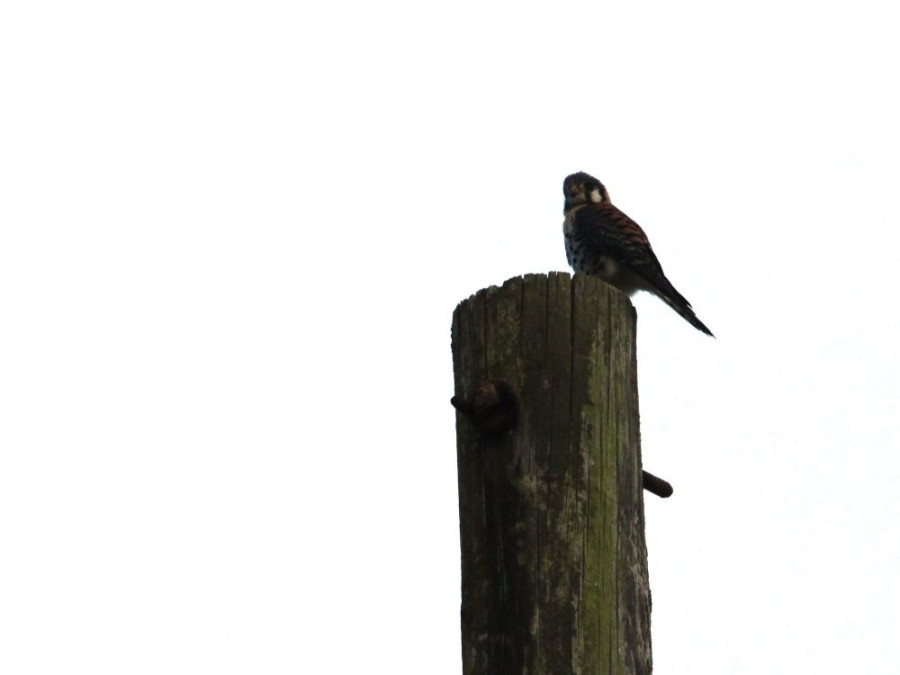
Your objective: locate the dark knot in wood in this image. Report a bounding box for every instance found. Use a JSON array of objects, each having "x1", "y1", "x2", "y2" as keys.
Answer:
[{"x1": 450, "y1": 380, "x2": 519, "y2": 437}]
